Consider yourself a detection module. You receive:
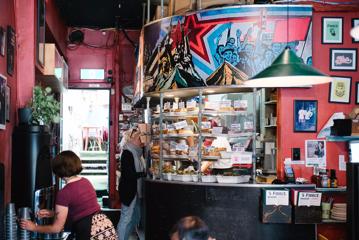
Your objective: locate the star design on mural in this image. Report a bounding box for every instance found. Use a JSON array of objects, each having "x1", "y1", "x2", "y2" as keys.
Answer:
[{"x1": 183, "y1": 14, "x2": 216, "y2": 63}]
